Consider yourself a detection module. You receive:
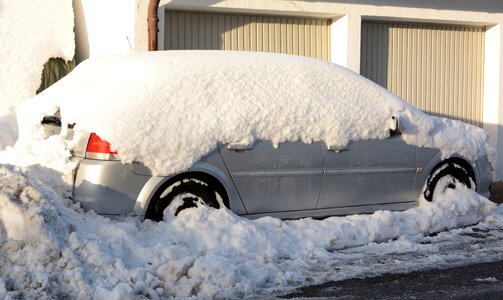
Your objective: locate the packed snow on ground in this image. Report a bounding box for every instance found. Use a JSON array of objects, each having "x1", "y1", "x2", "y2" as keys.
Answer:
[
  {"x1": 0, "y1": 0, "x2": 74, "y2": 148},
  {"x1": 0, "y1": 146, "x2": 502, "y2": 299},
  {"x1": 18, "y1": 51, "x2": 494, "y2": 176}
]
